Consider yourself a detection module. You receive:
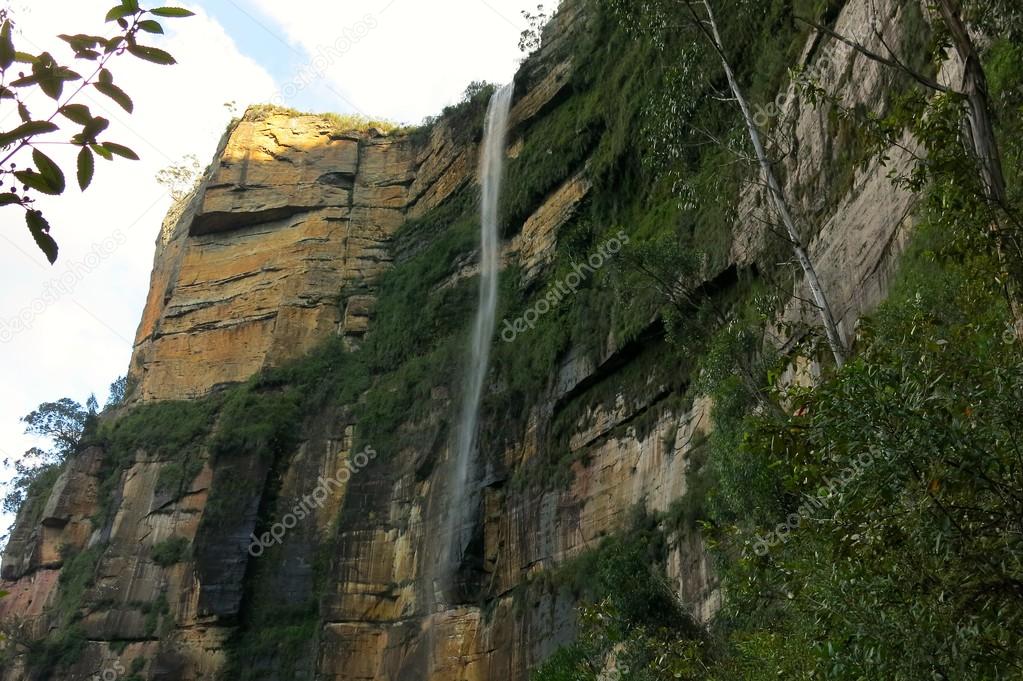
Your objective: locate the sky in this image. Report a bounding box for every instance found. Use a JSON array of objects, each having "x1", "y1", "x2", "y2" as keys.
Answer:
[{"x1": 0, "y1": 0, "x2": 554, "y2": 539}]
